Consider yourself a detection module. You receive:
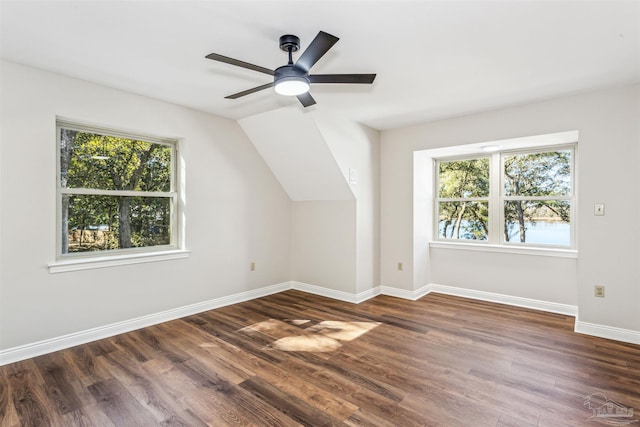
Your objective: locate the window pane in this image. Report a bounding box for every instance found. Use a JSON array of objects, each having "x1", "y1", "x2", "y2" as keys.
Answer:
[
  {"x1": 62, "y1": 195, "x2": 171, "y2": 253},
  {"x1": 438, "y1": 158, "x2": 489, "y2": 198},
  {"x1": 60, "y1": 129, "x2": 172, "y2": 192},
  {"x1": 504, "y1": 200, "x2": 570, "y2": 245},
  {"x1": 438, "y1": 201, "x2": 488, "y2": 240},
  {"x1": 503, "y1": 150, "x2": 571, "y2": 197}
]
